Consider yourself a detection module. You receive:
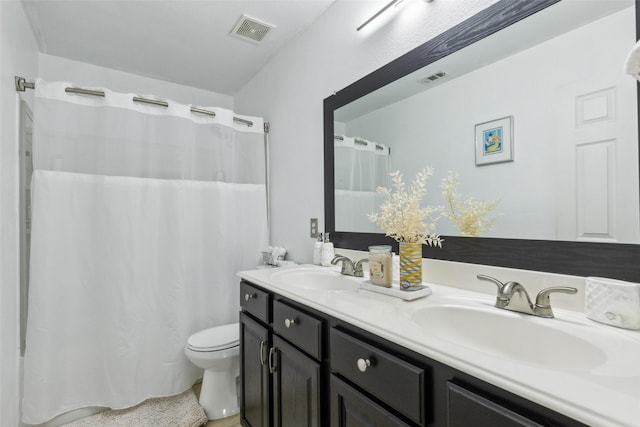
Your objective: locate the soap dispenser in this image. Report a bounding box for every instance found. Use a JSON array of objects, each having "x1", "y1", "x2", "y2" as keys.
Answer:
[
  {"x1": 320, "y1": 232, "x2": 335, "y2": 267},
  {"x1": 313, "y1": 232, "x2": 323, "y2": 265}
]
